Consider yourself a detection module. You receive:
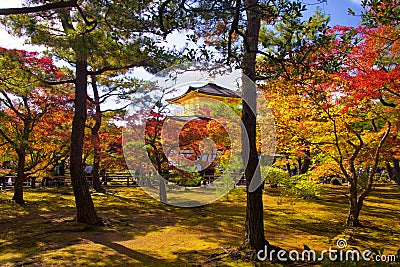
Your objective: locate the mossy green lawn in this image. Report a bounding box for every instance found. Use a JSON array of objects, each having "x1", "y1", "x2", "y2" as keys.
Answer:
[{"x1": 0, "y1": 184, "x2": 399, "y2": 266}]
